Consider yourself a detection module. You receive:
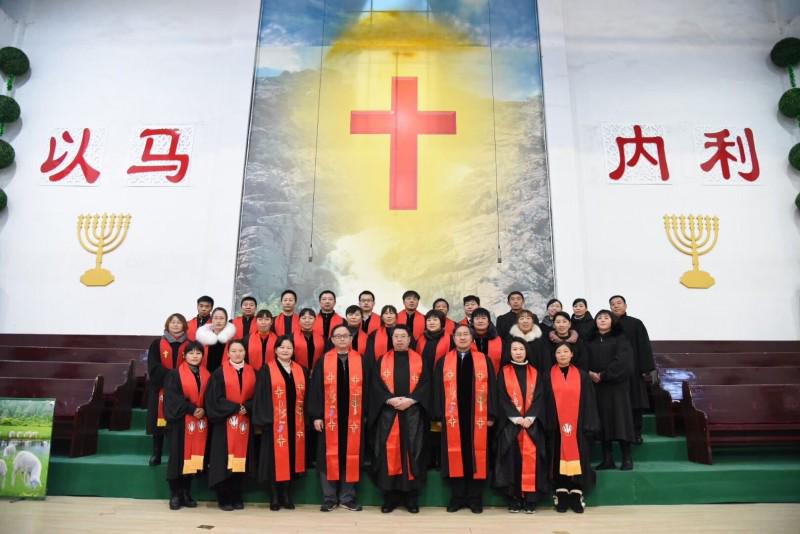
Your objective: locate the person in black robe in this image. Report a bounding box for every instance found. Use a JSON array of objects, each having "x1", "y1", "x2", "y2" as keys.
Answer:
[
  {"x1": 196, "y1": 307, "x2": 237, "y2": 373},
  {"x1": 325, "y1": 305, "x2": 368, "y2": 354},
  {"x1": 252, "y1": 335, "x2": 309, "y2": 510},
  {"x1": 471, "y1": 308, "x2": 503, "y2": 373},
  {"x1": 570, "y1": 298, "x2": 594, "y2": 340},
  {"x1": 369, "y1": 326, "x2": 430, "y2": 513},
  {"x1": 163, "y1": 341, "x2": 209, "y2": 509},
  {"x1": 545, "y1": 342, "x2": 600, "y2": 514},
  {"x1": 205, "y1": 340, "x2": 256, "y2": 510},
  {"x1": 586, "y1": 310, "x2": 635, "y2": 470},
  {"x1": 146, "y1": 312, "x2": 189, "y2": 466},
  {"x1": 503, "y1": 310, "x2": 544, "y2": 367},
  {"x1": 364, "y1": 305, "x2": 399, "y2": 364},
  {"x1": 307, "y1": 325, "x2": 371, "y2": 512},
  {"x1": 274, "y1": 289, "x2": 299, "y2": 337},
  {"x1": 432, "y1": 298, "x2": 458, "y2": 335},
  {"x1": 540, "y1": 298, "x2": 563, "y2": 335},
  {"x1": 495, "y1": 291, "x2": 525, "y2": 340},
  {"x1": 610, "y1": 295, "x2": 655, "y2": 445},
  {"x1": 416, "y1": 310, "x2": 452, "y2": 469},
  {"x1": 433, "y1": 324, "x2": 497, "y2": 514},
  {"x1": 493, "y1": 338, "x2": 548, "y2": 513},
  {"x1": 540, "y1": 311, "x2": 590, "y2": 372}
]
